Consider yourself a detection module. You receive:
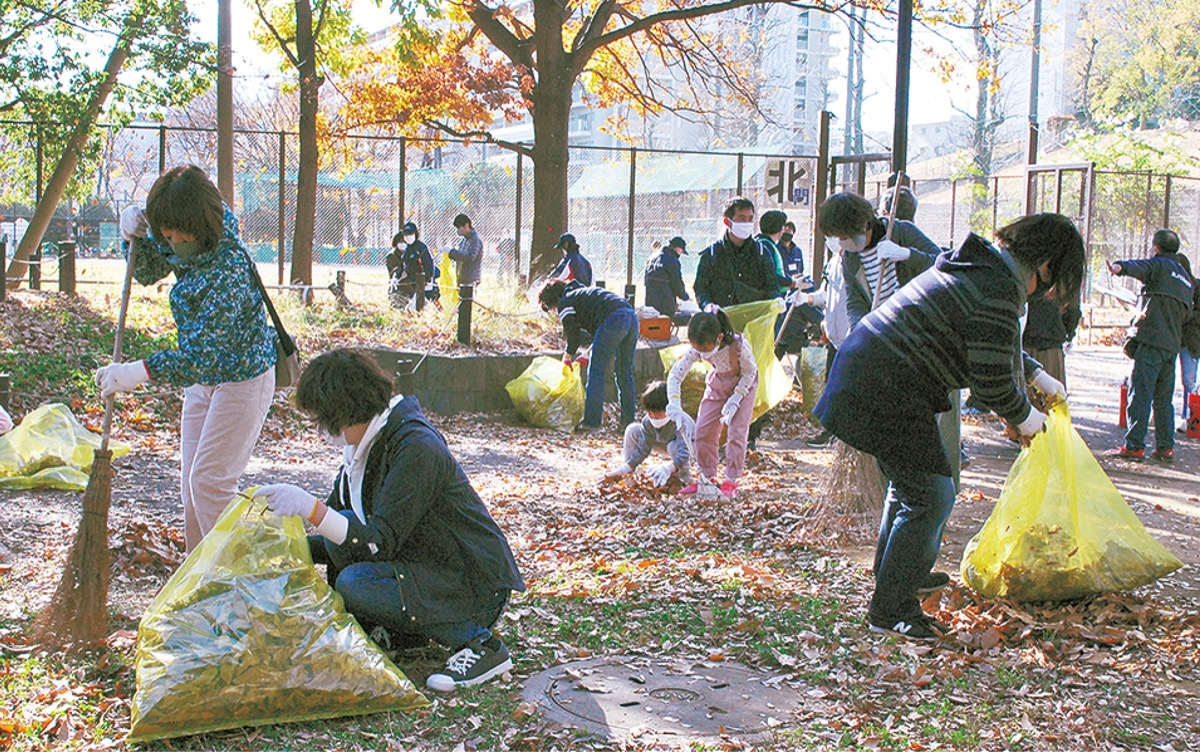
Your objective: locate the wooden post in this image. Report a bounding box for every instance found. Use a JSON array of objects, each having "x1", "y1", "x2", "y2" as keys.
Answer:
[
  {"x1": 29, "y1": 246, "x2": 41, "y2": 290},
  {"x1": 0, "y1": 373, "x2": 10, "y2": 413},
  {"x1": 59, "y1": 240, "x2": 76, "y2": 294},
  {"x1": 456, "y1": 283, "x2": 473, "y2": 345}
]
